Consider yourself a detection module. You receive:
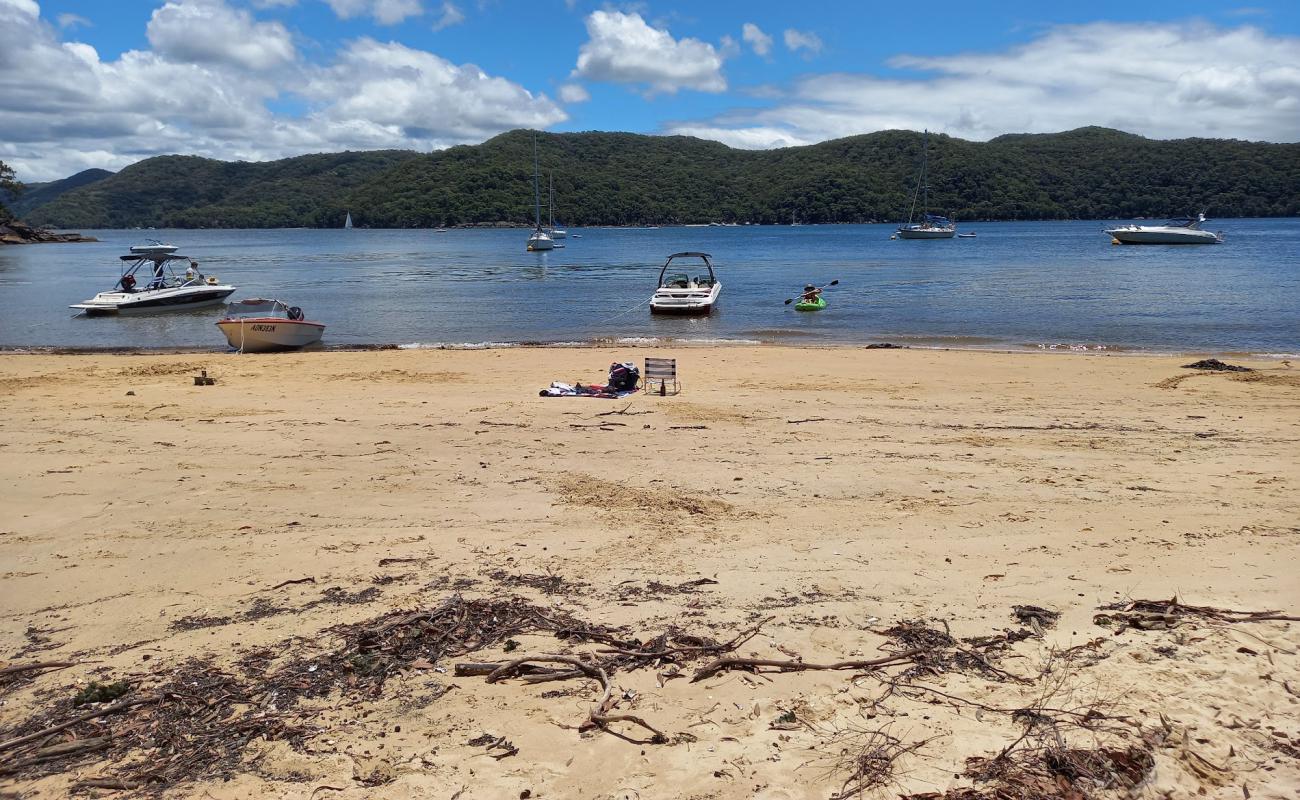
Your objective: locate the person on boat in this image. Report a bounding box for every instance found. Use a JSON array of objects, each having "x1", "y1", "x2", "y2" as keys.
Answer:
[{"x1": 801, "y1": 284, "x2": 821, "y2": 303}]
